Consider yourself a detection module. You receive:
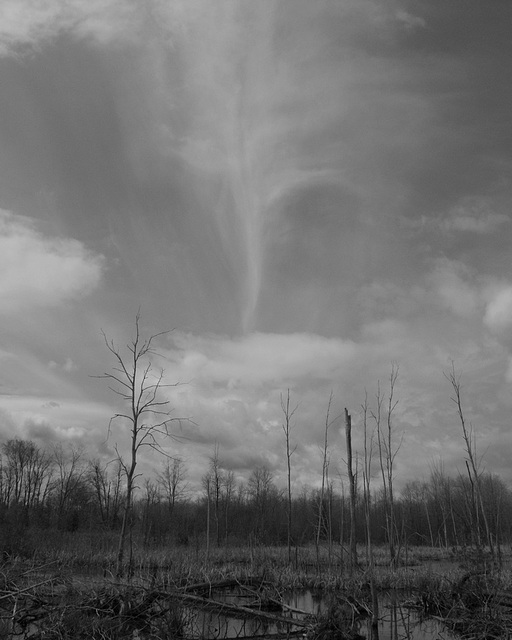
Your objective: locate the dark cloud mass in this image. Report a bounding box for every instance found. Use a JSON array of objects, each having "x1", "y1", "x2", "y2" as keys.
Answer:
[{"x1": 0, "y1": 0, "x2": 511, "y2": 492}]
